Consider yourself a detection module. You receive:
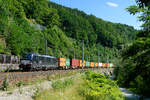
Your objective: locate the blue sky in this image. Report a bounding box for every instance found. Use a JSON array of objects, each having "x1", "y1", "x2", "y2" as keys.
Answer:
[{"x1": 50, "y1": 0, "x2": 142, "y2": 29}]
